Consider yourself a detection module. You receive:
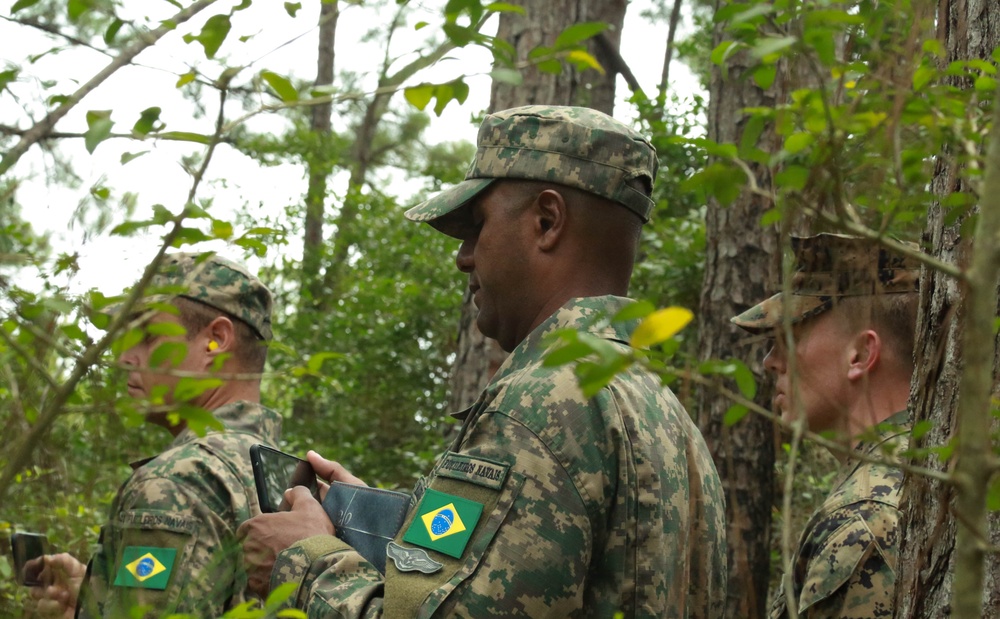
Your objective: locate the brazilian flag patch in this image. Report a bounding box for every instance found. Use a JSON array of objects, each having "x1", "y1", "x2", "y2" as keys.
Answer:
[
  {"x1": 402, "y1": 488, "x2": 484, "y2": 558},
  {"x1": 113, "y1": 546, "x2": 176, "y2": 590}
]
